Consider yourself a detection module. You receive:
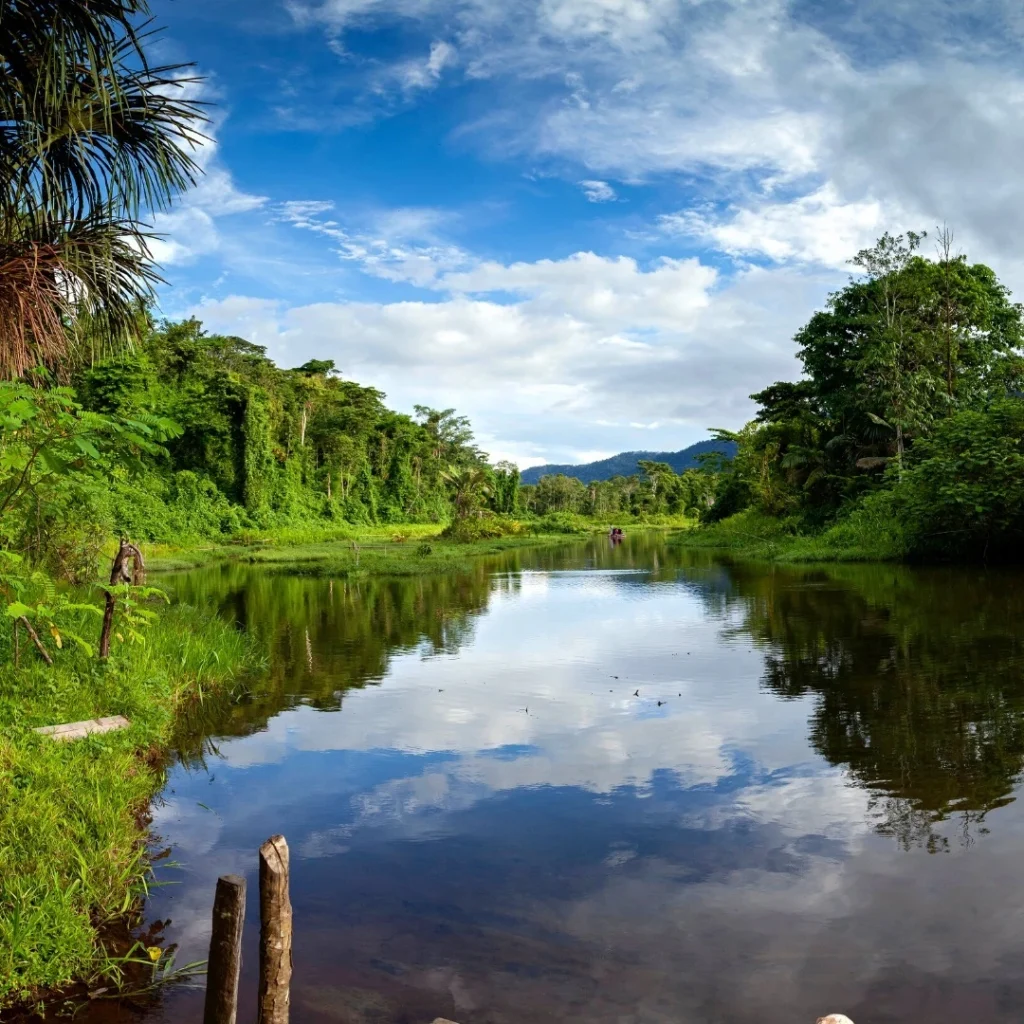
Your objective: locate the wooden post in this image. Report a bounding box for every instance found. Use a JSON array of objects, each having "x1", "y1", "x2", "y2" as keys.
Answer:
[
  {"x1": 203, "y1": 874, "x2": 246, "y2": 1024},
  {"x1": 99, "y1": 539, "x2": 145, "y2": 660},
  {"x1": 258, "y1": 834, "x2": 292, "y2": 1024}
]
